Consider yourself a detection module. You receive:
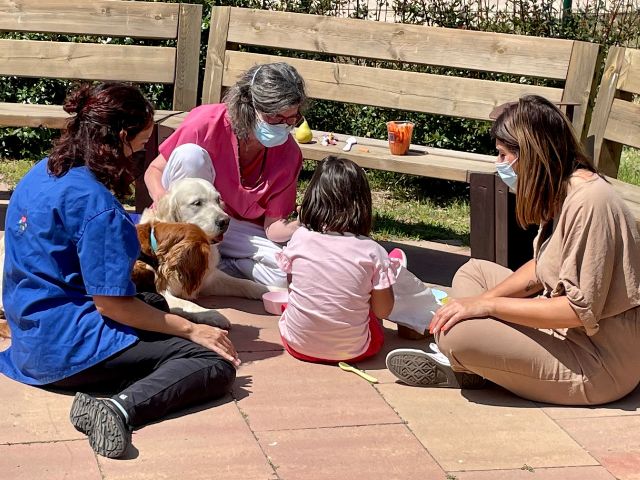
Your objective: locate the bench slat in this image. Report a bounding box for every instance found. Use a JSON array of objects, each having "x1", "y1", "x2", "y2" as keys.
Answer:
[
  {"x1": 618, "y1": 48, "x2": 640, "y2": 95},
  {"x1": 173, "y1": 4, "x2": 201, "y2": 111},
  {"x1": 0, "y1": 0, "x2": 179, "y2": 39},
  {"x1": 0, "y1": 39, "x2": 176, "y2": 83},
  {"x1": 0, "y1": 103, "x2": 186, "y2": 129},
  {"x1": 604, "y1": 99, "x2": 640, "y2": 150},
  {"x1": 222, "y1": 51, "x2": 563, "y2": 121},
  {"x1": 227, "y1": 8, "x2": 574, "y2": 79},
  {"x1": 299, "y1": 138, "x2": 495, "y2": 182}
]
